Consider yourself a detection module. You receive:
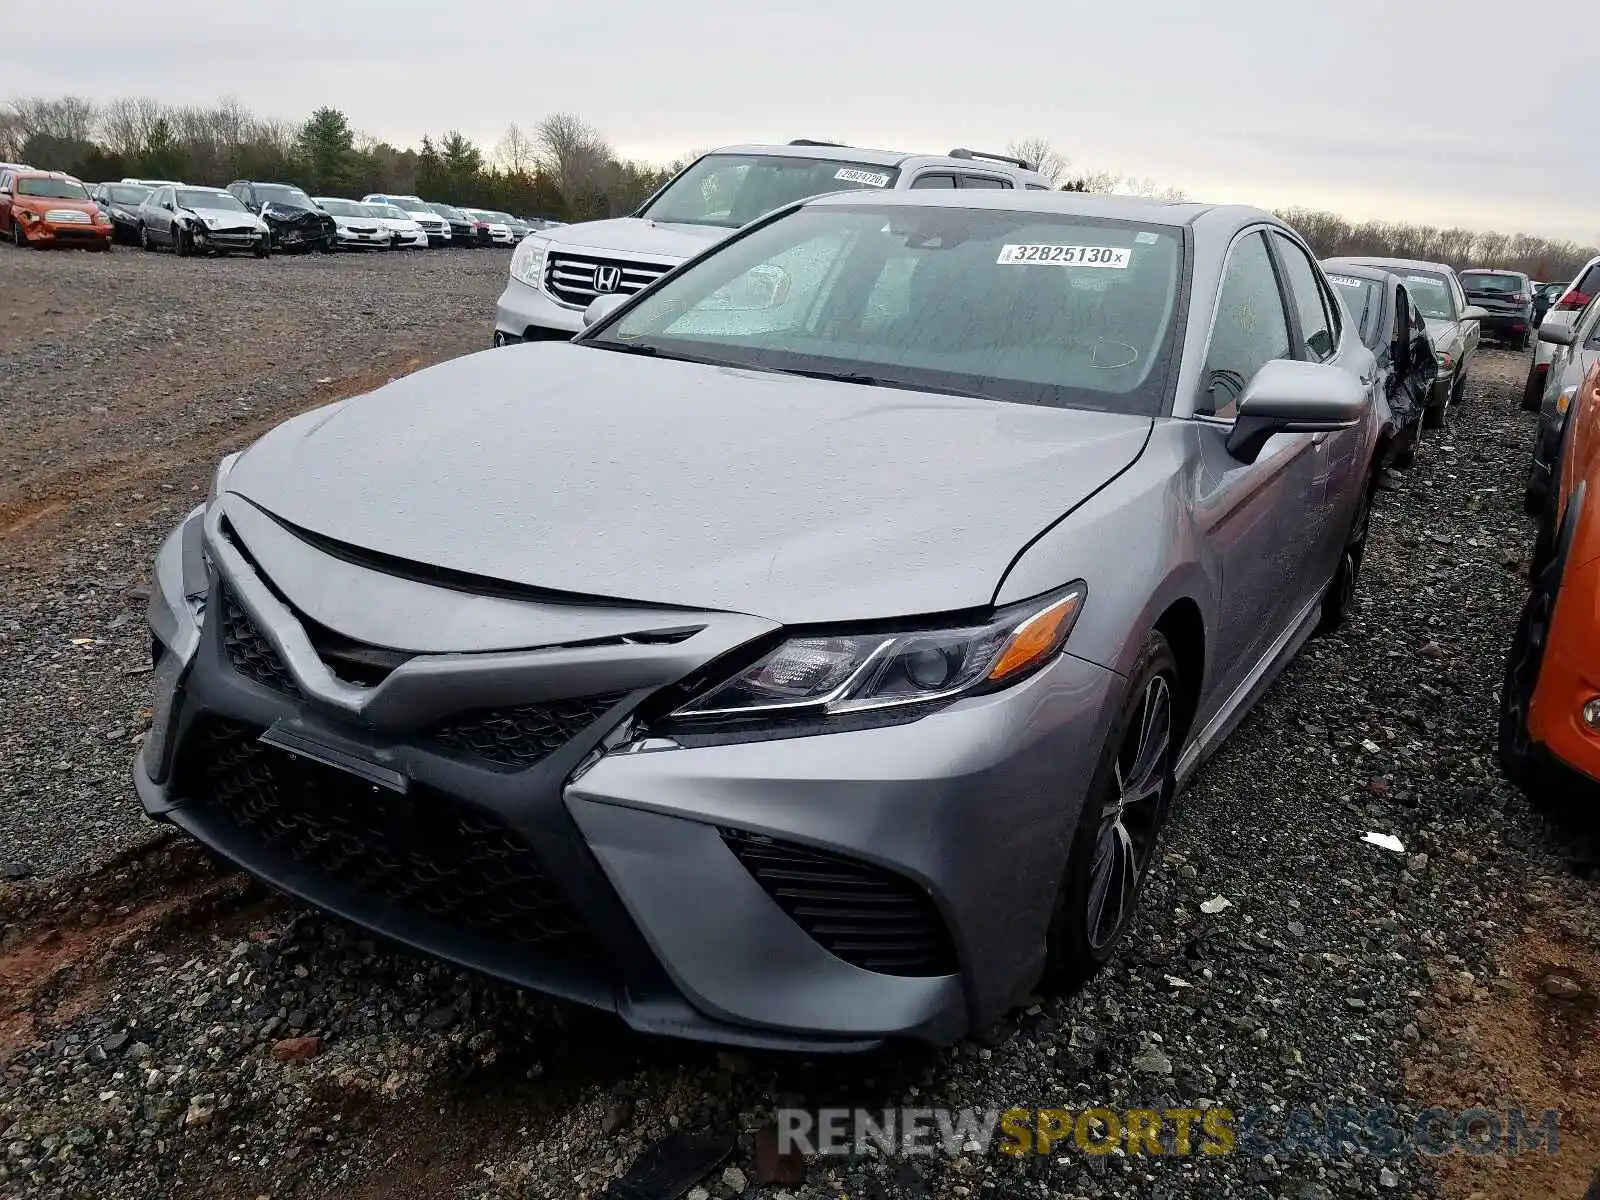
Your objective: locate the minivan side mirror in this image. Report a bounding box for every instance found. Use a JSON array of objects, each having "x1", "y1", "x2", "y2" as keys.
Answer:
[
  {"x1": 1225, "y1": 358, "x2": 1367, "y2": 464},
  {"x1": 1538, "y1": 324, "x2": 1575, "y2": 347},
  {"x1": 582, "y1": 294, "x2": 630, "y2": 327}
]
